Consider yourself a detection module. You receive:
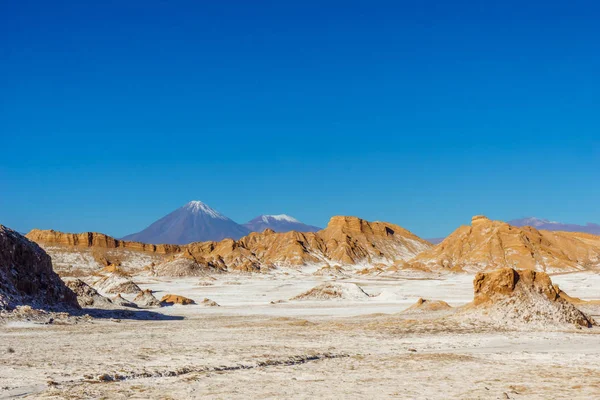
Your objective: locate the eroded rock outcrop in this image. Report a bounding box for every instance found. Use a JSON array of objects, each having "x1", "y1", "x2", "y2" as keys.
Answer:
[
  {"x1": 291, "y1": 282, "x2": 371, "y2": 301},
  {"x1": 403, "y1": 298, "x2": 452, "y2": 313},
  {"x1": 133, "y1": 289, "x2": 162, "y2": 307},
  {"x1": 463, "y1": 268, "x2": 593, "y2": 328},
  {"x1": 28, "y1": 216, "x2": 433, "y2": 275},
  {"x1": 160, "y1": 294, "x2": 195, "y2": 306},
  {"x1": 410, "y1": 216, "x2": 600, "y2": 273},
  {"x1": 93, "y1": 274, "x2": 141, "y2": 294},
  {"x1": 65, "y1": 279, "x2": 113, "y2": 308},
  {"x1": 0, "y1": 225, "x2": 79, "y2": 310}
]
